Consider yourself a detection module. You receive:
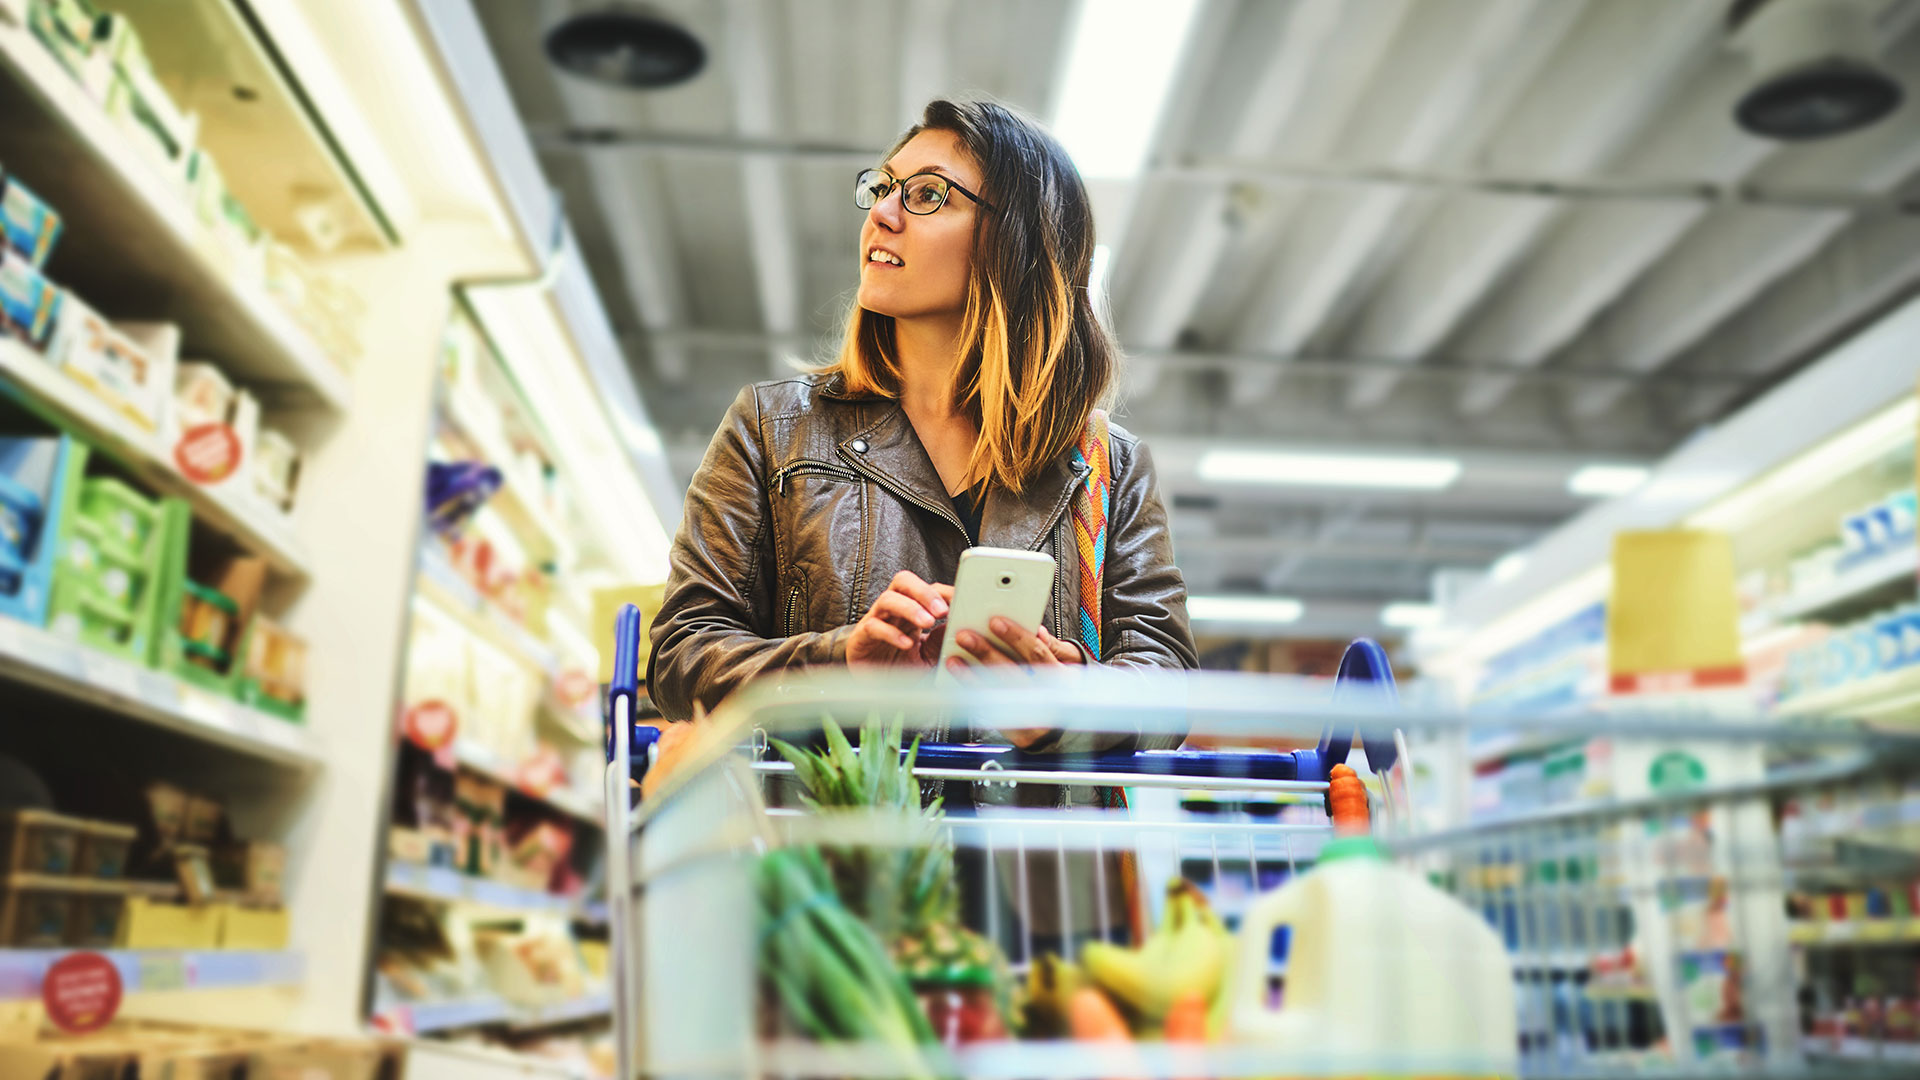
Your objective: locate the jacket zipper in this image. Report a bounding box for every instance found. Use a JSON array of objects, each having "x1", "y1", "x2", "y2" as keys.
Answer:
[
  {"x1": 783, "y1": 582, "x2": 804, "y2": 637},
  {"x1": 841, "y1": 456, "x2": 973, "y2": 547},
  {"x1": 773, "y1": 460, "x2": 862, "y2": 496}
]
